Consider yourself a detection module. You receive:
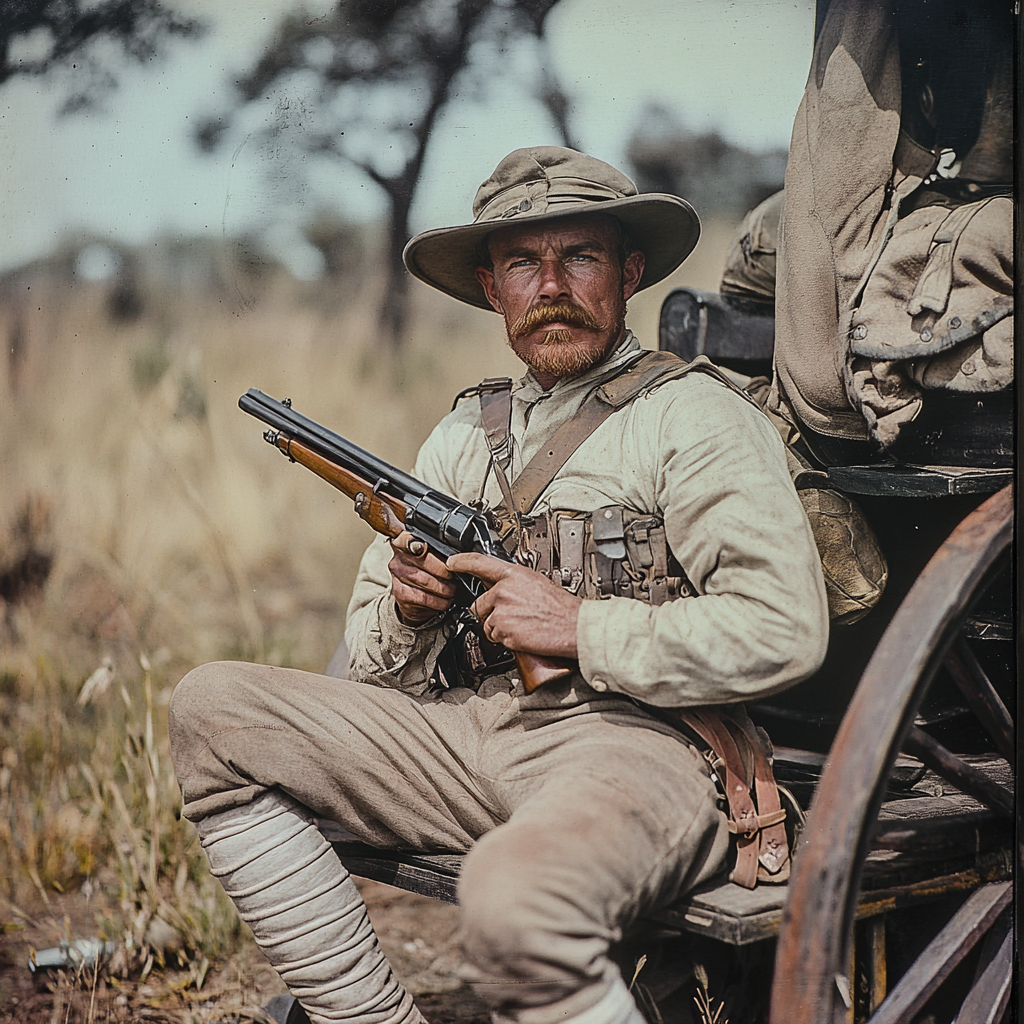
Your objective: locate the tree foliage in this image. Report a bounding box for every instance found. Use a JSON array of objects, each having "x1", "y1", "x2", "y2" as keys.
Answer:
[
  {"x1": 627, "y1": 104, "x2": 786, "y2": 221},
  {"x1": 197, "y1": 0, "x2": 572, "y2": 347},
  {"x1": 0, "y1": 0, "x2": 201, "y2": 110}
]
